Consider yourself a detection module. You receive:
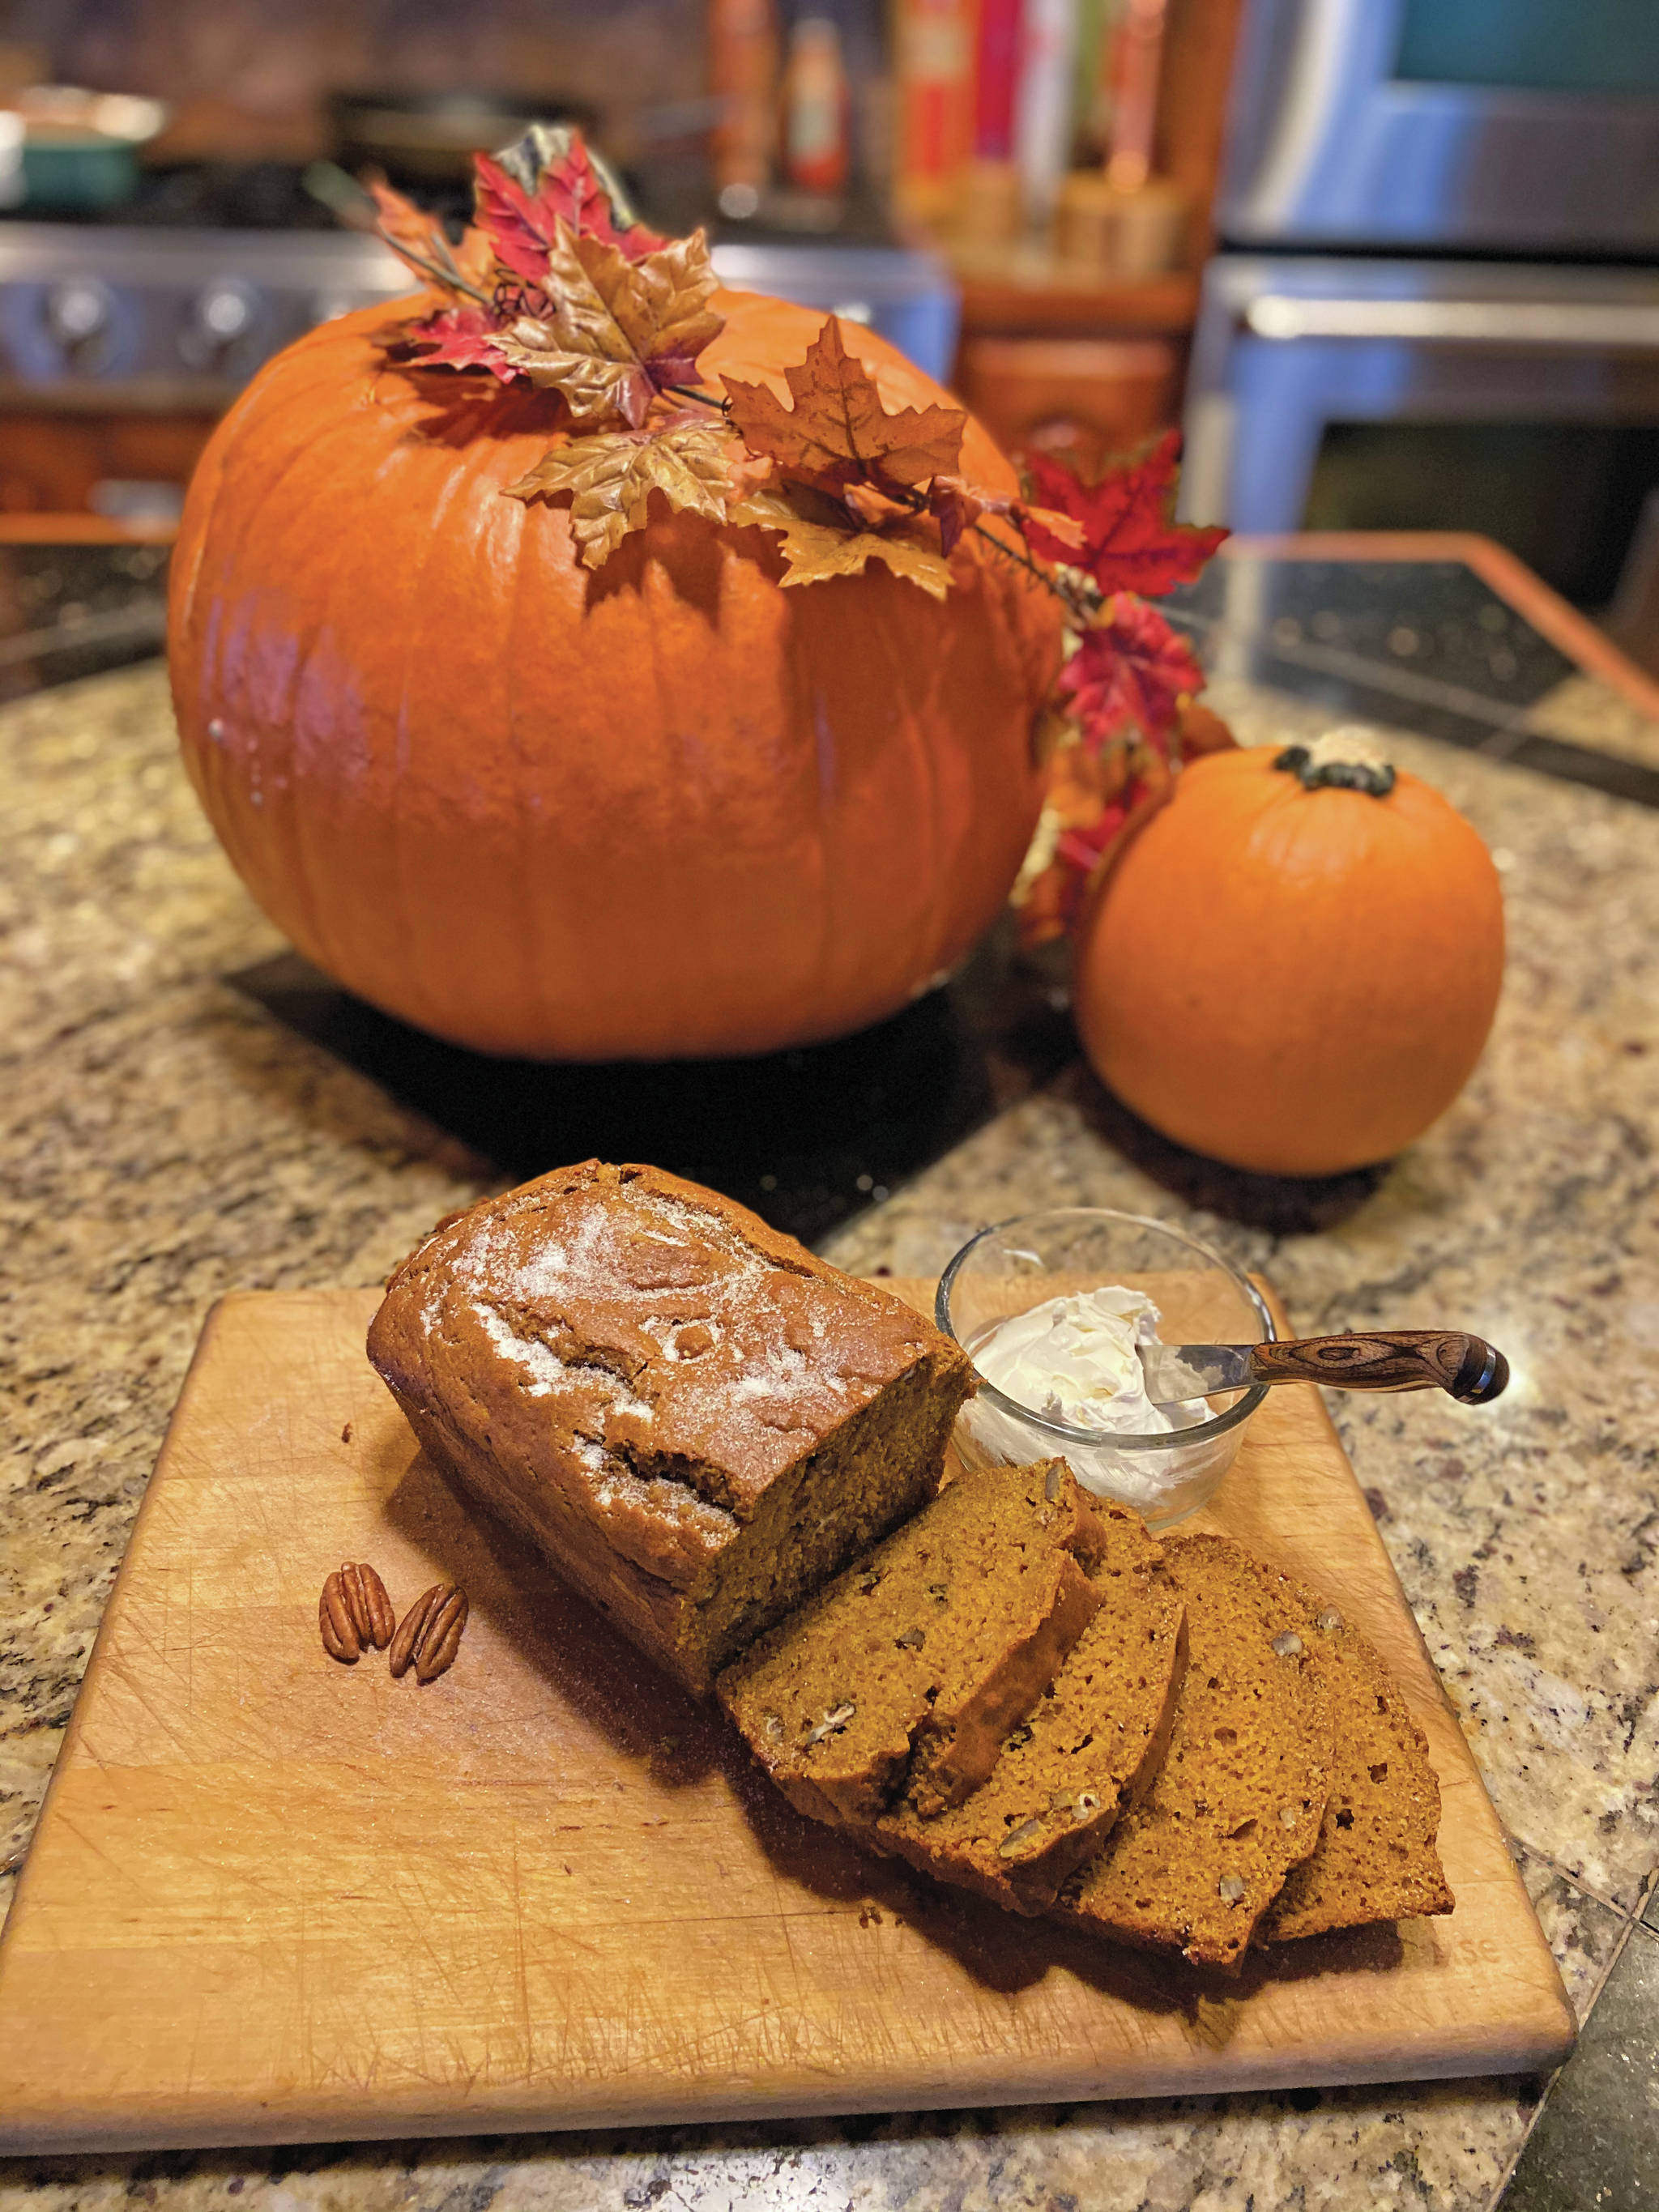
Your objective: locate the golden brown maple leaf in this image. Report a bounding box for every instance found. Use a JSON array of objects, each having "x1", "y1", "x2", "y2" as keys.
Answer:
[
  {"x1": 723, "y1": 318, "x2": 966, "y2": 494},
  {"x1": 494, "y1": 221, "x2": 724, "y2": 429},
  {"x1": 732, "y1": 489, "x2": 953, "y2": 600},
  {"x1": 505, "y1": 420, "x2": 740, "y2": 566},
  {"x1": 369, "y1": 179, "x2": 494, "y2": 294}
]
